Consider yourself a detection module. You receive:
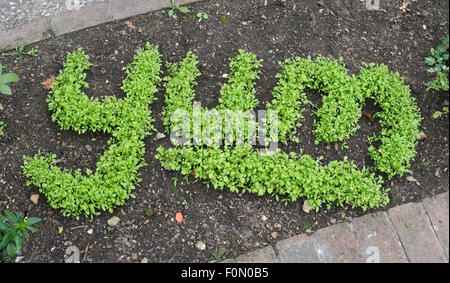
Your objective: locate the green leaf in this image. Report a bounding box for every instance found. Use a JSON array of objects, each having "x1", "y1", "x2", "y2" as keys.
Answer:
[
  {"x1": 0, "y1": 73, "x2": 20, "y2": 84},
  {"x1": 0, "y1": 84, "x2": 12, "y2": 95},
  {"x1": 4, "y1": 210, "x2": 16, "y2": 222},
  {"x1": 0, "y1": 221, "x2": 7, "y2": 231},
  {"x1": 6, "y1": 243, "x2": 15, "y2": 258},
  {"x1": 178, "y1": 6, "x2": 189, "y2": 13},
  {"x1": 424, "y1": 57, "x2": 435, "y2": 66},
  {"x1": 168, "y1": 9, "x2": 174, "y2": 17},
  {"x1": 26, "y1": 217, "x2": 42, "y2": 226}
]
